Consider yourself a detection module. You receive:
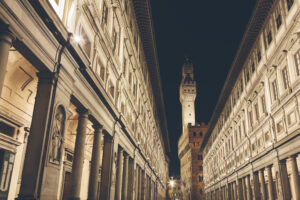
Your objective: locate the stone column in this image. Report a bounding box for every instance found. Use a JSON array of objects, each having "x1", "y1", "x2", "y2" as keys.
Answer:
[
  {"x1": 135, "y1": 166, "x2": 139, "y2": 200},
  {"x1": 246, "y1": 175, "x2": 252, "y2": 200},
  {"x1": 227, "y1": 183, "x2": 231, "y2": 199},
  {"x1": 99, "y1": 135, "x2": 115, "y2": 200},
  {"x1": 234, "y1": 181, "x2": 238, "y2": 200},
  {"x1": 17, "y1": 72, "x2": 57, "y2": 200},
  {"x1": 88, "y1": 124, "x2": 103, "y2": 200},
  {"x1": 252, "y1": 171, "x2": 261, "y2": 200},
  {"x1": 276, "y1": 159, "x2": 291, "y2": 200},
  {"x1": 0, "y1": 24, "x2": 14, "y2": 96},
  {"x1": 70, "y1": 108, "x2": 89, "y2": 199},
  {"x1": 139, "y1": 167, "x2": 142, "y2": 200},
  {"x1": 288, "y1": 155, "x2": 300, "y2": 200},
  {"x1": 237, "y1": 179, "x2": 243, "y2": 200},
  {"x1": 142, "y1": 169, "x2": 146, "y2": 200},
  {"x1": 265, "y1": 165, "x2": 274, "y2": 200},
  {"x1": 122, "y1": 153, "x2": 129, "y2": 200},
  {"x1": 115, "y1": 149, "x2": 124, "y2": 200},
  {"x1": 127, "y1": 158, "x2": 134, "y2": 200},
  {"x1": 259, "y1": 168, "x2": 267, "y2": 200},
  {"x1": 242, "y1": 177, "x2": 247, "y2": 200}
]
